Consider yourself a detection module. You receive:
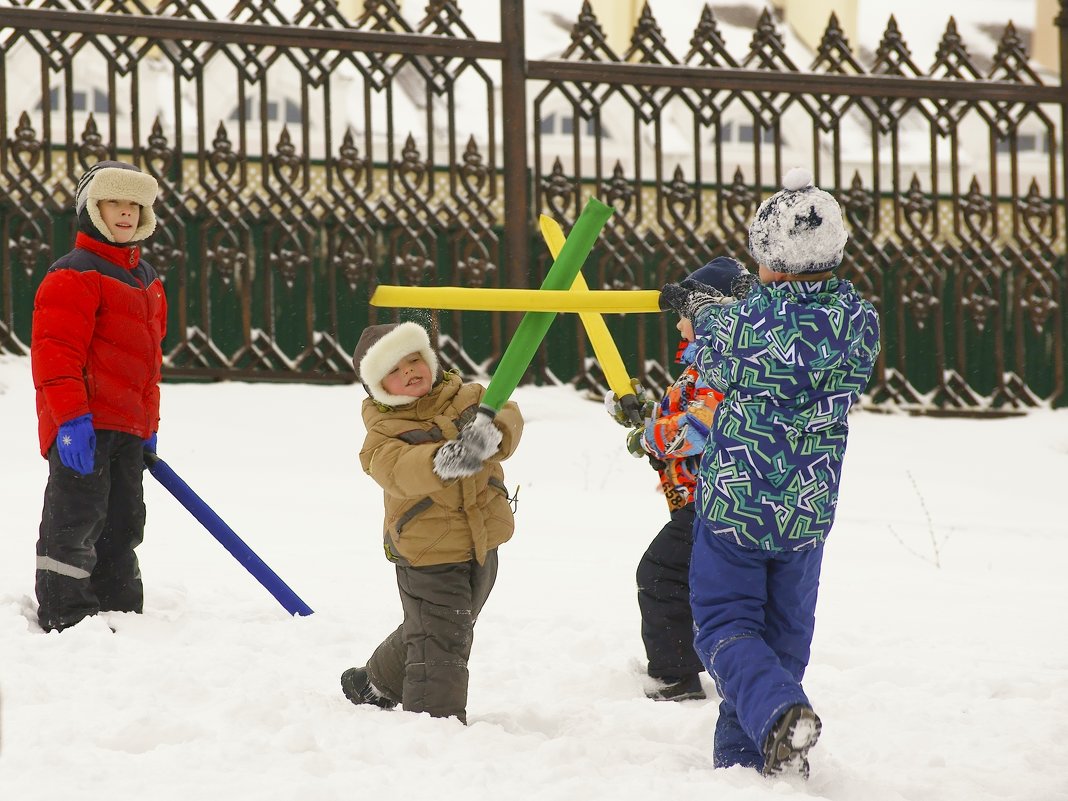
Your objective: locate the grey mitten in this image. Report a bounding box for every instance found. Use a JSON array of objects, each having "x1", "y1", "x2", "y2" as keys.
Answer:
[
  {"x1": 432, "y1": 439, "x2": 483, "y2": 480},
  {"x1": 432, "y1": 415, "x2": 503, "y2": 481},
  {"x1": 457, "y1": 413, "x2": 502, "y2": 460}
]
